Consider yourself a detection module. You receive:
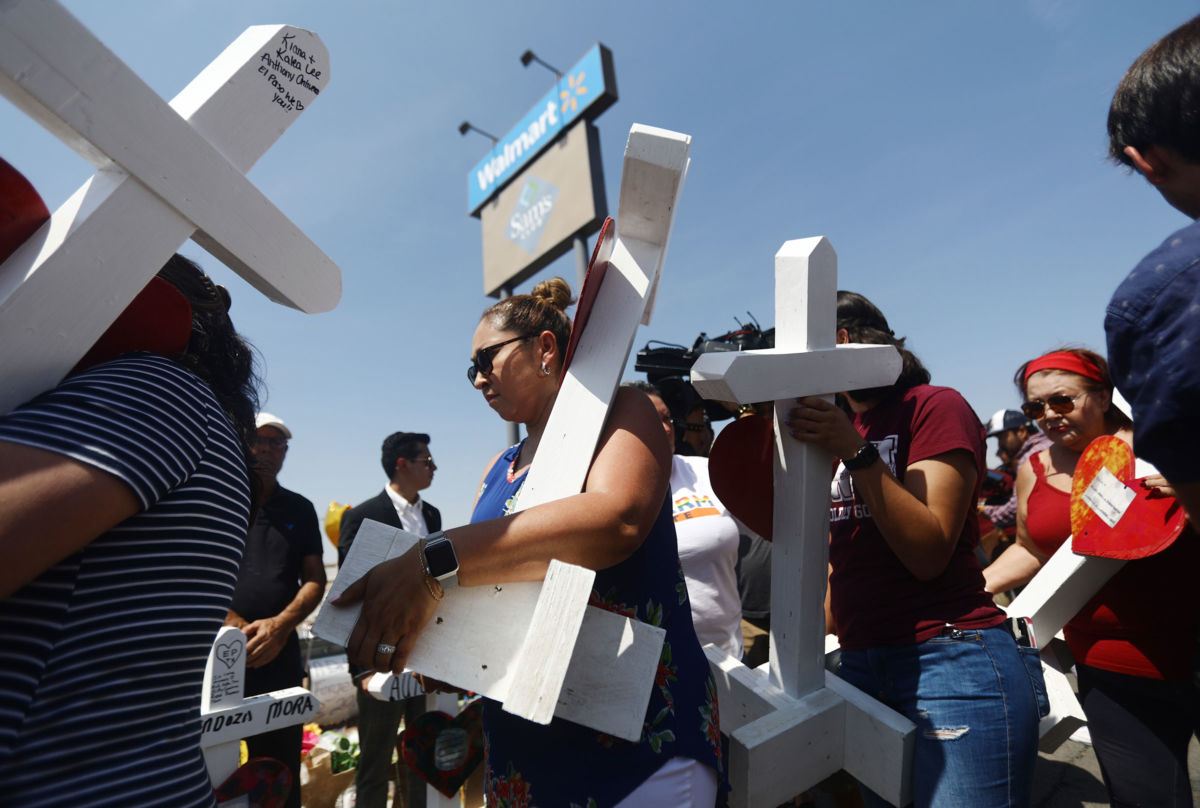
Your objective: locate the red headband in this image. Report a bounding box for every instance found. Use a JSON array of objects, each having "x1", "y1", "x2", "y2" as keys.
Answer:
[{"x1": 1023, "y1": 351, "x2": 1103, "y2": 383}]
